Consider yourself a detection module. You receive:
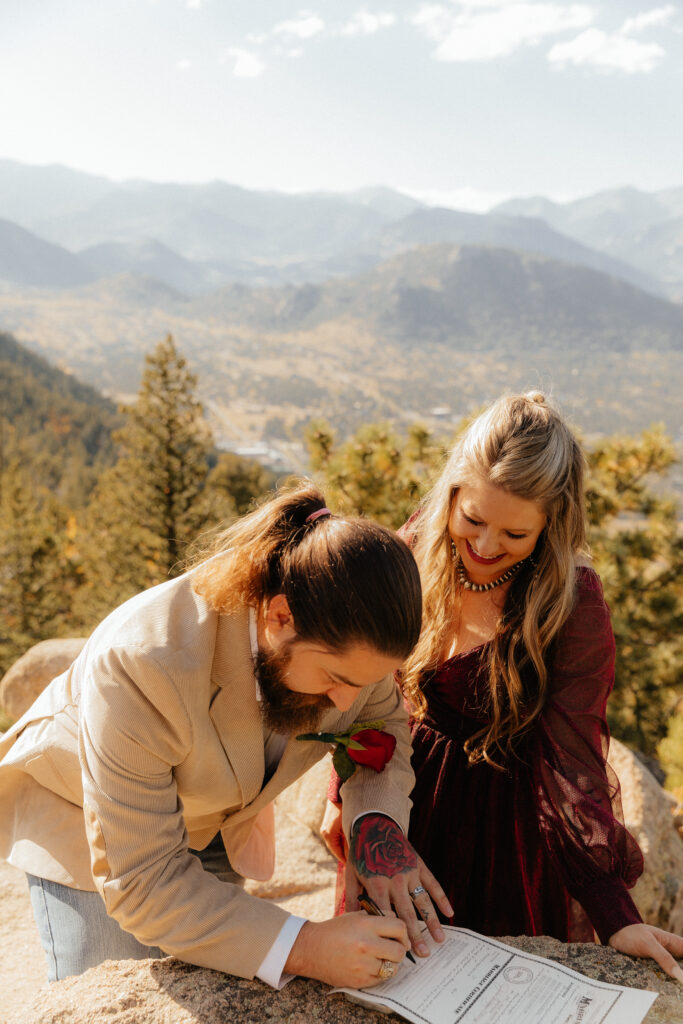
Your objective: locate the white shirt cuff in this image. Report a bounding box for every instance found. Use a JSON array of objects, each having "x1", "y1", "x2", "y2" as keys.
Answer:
[{"x1": 255, "y1": 915, "x2": 307, "y2": 989}]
